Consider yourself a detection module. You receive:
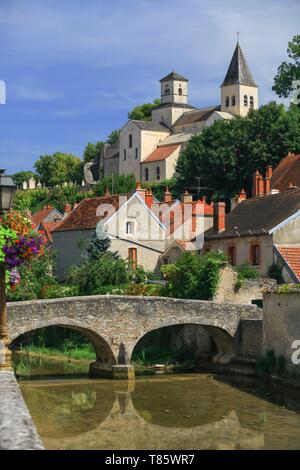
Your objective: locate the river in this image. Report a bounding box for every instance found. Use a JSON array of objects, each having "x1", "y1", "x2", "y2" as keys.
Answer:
[{"x1": 16, "y1": 355, "x2": 300, "y2": 450}]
